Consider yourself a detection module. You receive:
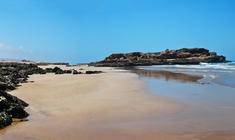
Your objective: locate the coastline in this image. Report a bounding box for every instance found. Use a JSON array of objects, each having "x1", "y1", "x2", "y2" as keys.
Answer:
[{"x1": 0, "y1": 65, "x2": 184, "y2": 140}]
